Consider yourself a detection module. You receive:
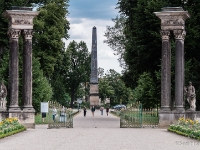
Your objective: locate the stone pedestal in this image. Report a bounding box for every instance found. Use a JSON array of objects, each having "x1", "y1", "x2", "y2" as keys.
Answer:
[
  {"x1": 159, "y1": 111, "x2": 200, "y2": 128},
  {"x1": 9, "y1": 109, "x2": 35, "y2": 128},
  {"x1": 159, "y1": 111, "x2": 185, "y2": 128},
  {"x1": 90, "y1": 84, "x2": 100, "y2": 107},
  {"x1": 0, "y1": 110, "x2": 9, "y2": 122}
]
